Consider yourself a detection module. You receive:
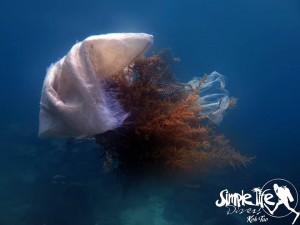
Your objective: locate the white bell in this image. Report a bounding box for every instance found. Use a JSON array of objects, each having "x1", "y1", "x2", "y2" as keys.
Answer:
[{"x1": 39, "y1": 33, "x2": 153, "y2": 137}]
